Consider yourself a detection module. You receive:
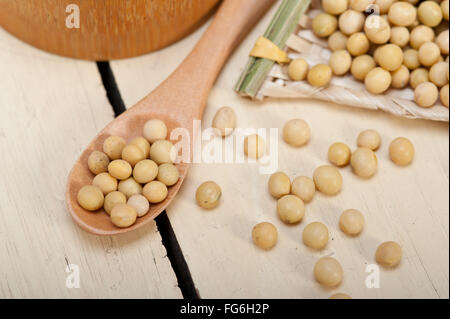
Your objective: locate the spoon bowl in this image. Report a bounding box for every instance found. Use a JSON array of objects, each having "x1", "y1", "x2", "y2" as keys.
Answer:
[
  {"x1": 66, "y1": 0, "x2": 276, "y2": 235},
  {"x1": 66, "y1": 105, "x2": 190, "y2": 235}
]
